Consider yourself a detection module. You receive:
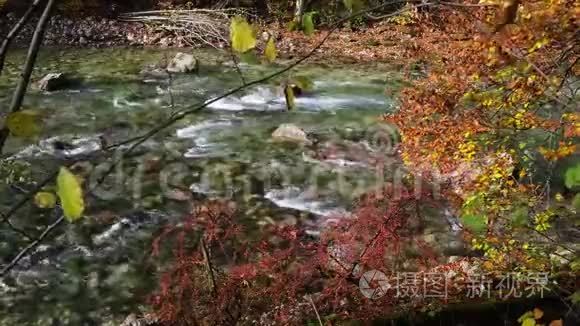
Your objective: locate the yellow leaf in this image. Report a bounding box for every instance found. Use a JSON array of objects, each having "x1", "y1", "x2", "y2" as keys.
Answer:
[
  {"x1": 57, "y1": 167, "x2": 85, "y2": 222},
  {"x1": 264, "y1": 37, "x2": 277, "y2": 63},
  {"x1": 6, "y1": 111, "x2": 41, "y2": 138},
  {"x1": 522, "y1": 318, "x2": 536, "y2": 326},
  {"x1": 533, "y1": 308, "x2": 544, "y2": 320},
  {"x1": 34, "y1": 192, "x2": 57, "y2": 209},
  {"x1": 230, "y1": 16, "x2": 256, "y2": 53}
]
